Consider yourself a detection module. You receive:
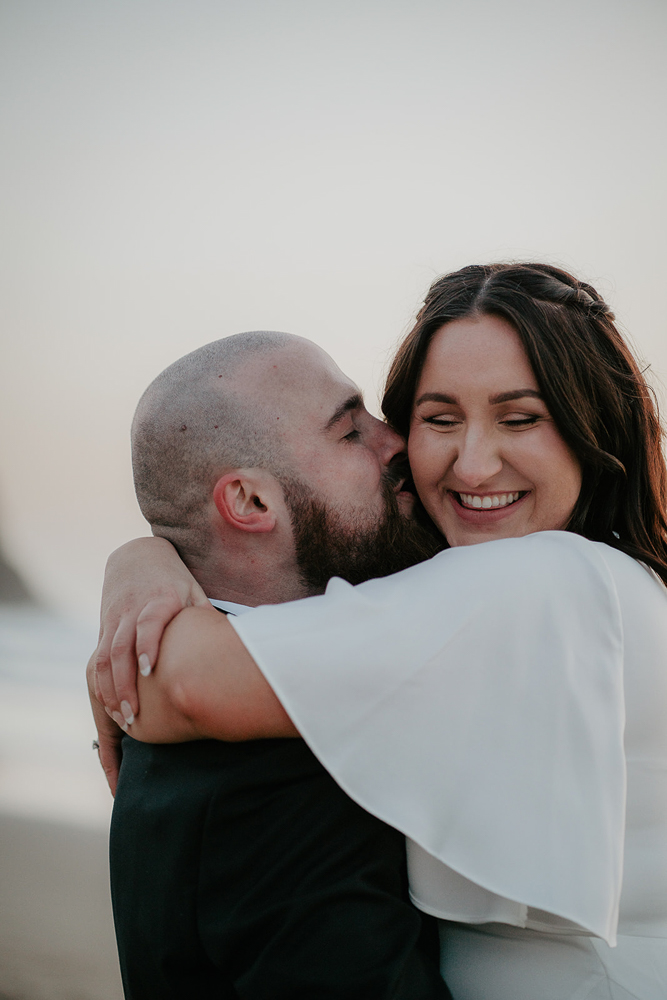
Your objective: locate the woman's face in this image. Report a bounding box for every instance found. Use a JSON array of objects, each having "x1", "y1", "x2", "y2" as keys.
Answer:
[{"x1": 408, "y1": 313, "x2": 582, "y2": 547}]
